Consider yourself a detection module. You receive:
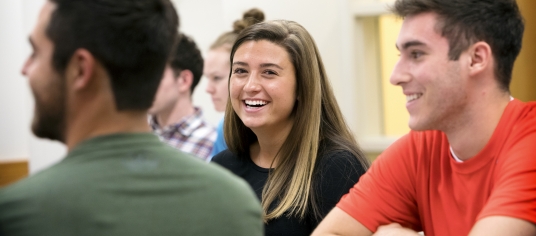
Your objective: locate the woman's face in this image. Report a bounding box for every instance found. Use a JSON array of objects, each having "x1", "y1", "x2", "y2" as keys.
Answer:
[
  {"x1": 229, "y1": 40, "x2": 297, "y2": 133},
  {"x1": 204, "y1": 47, "x2": 231, "y2": 112}
]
